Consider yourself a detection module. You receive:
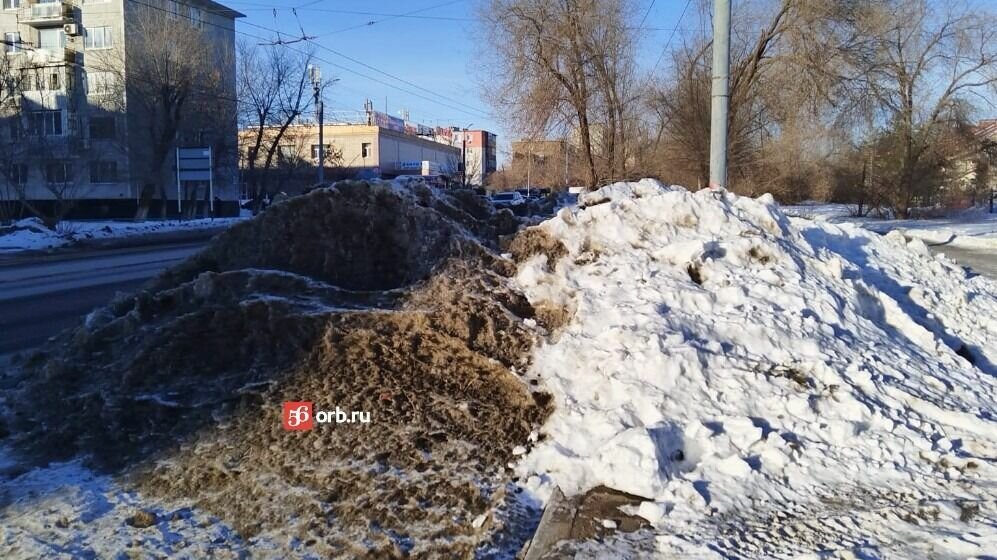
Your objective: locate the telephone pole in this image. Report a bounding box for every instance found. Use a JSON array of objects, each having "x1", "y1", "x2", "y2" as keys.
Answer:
[{"x1": 709, "y1": 0, "x2": 731, "y2": 189}]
